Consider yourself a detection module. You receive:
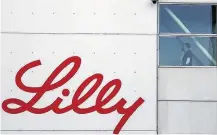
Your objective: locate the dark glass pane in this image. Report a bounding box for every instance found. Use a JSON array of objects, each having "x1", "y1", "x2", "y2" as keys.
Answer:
[
  {"x1": 159, "y1": 37, "x2": 217, "y2": 66},
  {"x1": 160, "y1": 4, "x2": 217, "y2": 34}
]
